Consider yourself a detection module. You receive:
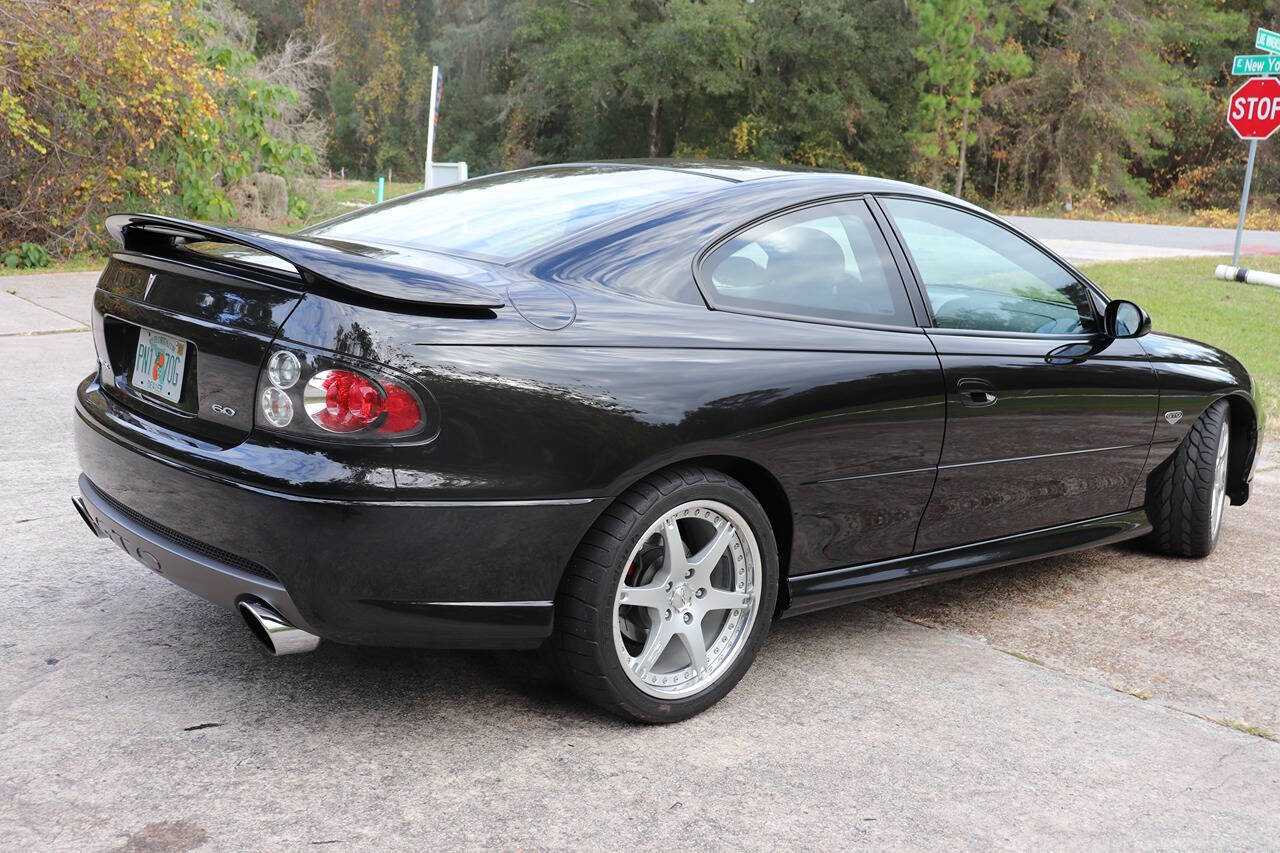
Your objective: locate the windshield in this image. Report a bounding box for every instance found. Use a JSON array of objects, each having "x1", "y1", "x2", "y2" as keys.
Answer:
[{"x1": 302, "y1": 165, "x2": 726, "y2": 260}]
